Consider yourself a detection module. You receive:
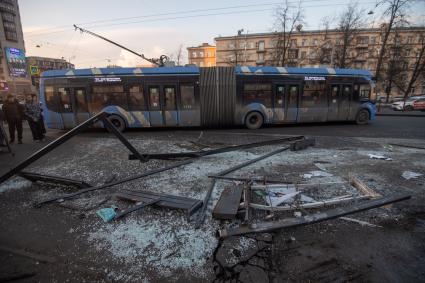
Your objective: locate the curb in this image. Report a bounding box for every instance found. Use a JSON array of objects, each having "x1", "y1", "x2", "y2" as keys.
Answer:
[{"x1": 376, "y1": 113, "x2": 425, "y2": 117}]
